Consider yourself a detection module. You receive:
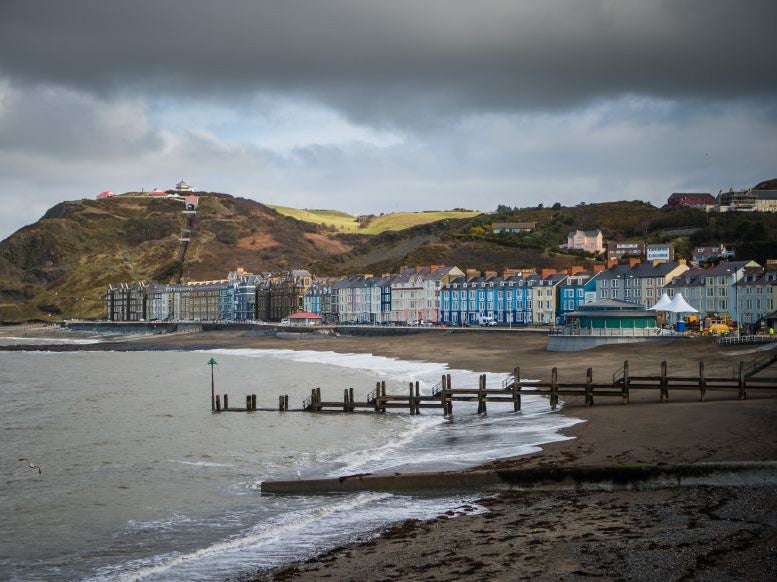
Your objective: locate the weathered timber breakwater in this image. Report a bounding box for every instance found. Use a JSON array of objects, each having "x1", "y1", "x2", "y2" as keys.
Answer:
[
  {"x1": 211, "y1": 357, "x2": 777, "y2": 415},
  {"x1": 261, "y1": 461, "x2": 777, "y2": 495}
]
